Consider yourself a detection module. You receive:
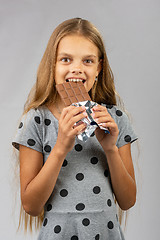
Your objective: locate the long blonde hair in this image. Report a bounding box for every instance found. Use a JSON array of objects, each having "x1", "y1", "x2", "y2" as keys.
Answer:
[
  {"x1": 24, "y1": 17, "x2": 117, "y2": 114},
  {"x1": 16, "y1": 17, "x2": 126, "y2": 232}
]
